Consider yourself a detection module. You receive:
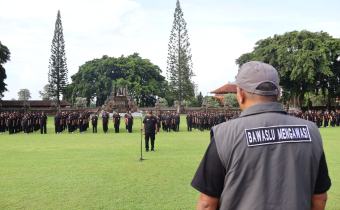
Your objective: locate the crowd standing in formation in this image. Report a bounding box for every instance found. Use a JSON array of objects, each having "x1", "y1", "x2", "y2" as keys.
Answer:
[
  {"x1": 0, "y1": 111, "x2": 48, "y2": 135},
  {"x1": 1, "y1": 109, "x2": 339, "y2": 135},
  {"x1": 185, "y1": 111, "x2": 241, "y2": 132},
  {"x1": 288, "y1": 110, "x2": 340, "y2": 128}
]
